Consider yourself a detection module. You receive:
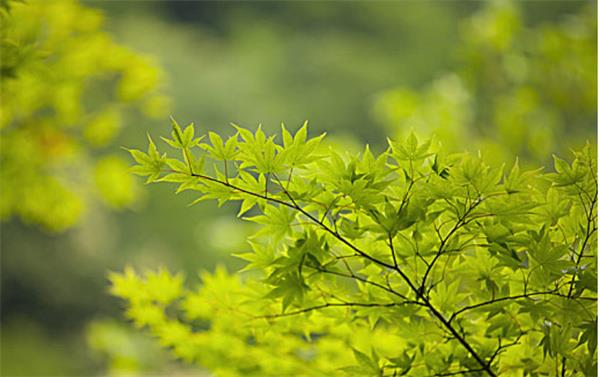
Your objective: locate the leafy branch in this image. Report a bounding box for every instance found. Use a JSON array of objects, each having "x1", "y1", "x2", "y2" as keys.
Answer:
[
  {"x1": 188, "y1": 158, "x2": 498, "y2": 376},
  {"x1": 117, "y1": 121, "x2": 597, "y2": 377}
]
